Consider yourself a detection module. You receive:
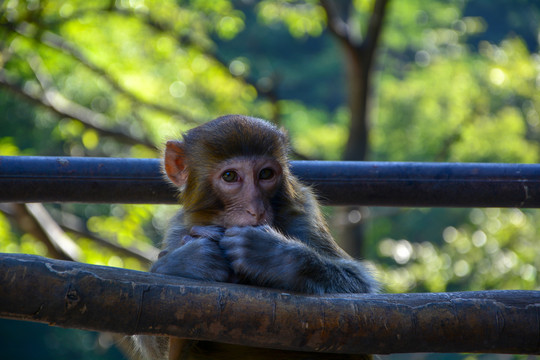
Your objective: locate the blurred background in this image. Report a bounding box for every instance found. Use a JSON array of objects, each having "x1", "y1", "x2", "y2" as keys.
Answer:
[{"x1": 1, "y1": 0, "x2": 540, "y2": 359}]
